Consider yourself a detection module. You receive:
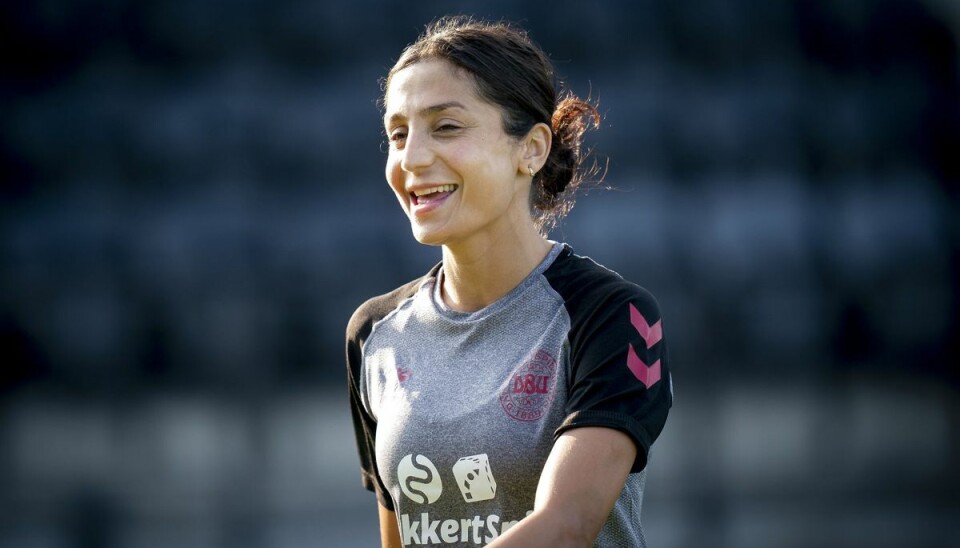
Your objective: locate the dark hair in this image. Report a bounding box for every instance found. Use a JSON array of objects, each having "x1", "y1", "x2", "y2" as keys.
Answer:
[{"x1": 383, "y1": 16, "x2": 602, "y2": 233}]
